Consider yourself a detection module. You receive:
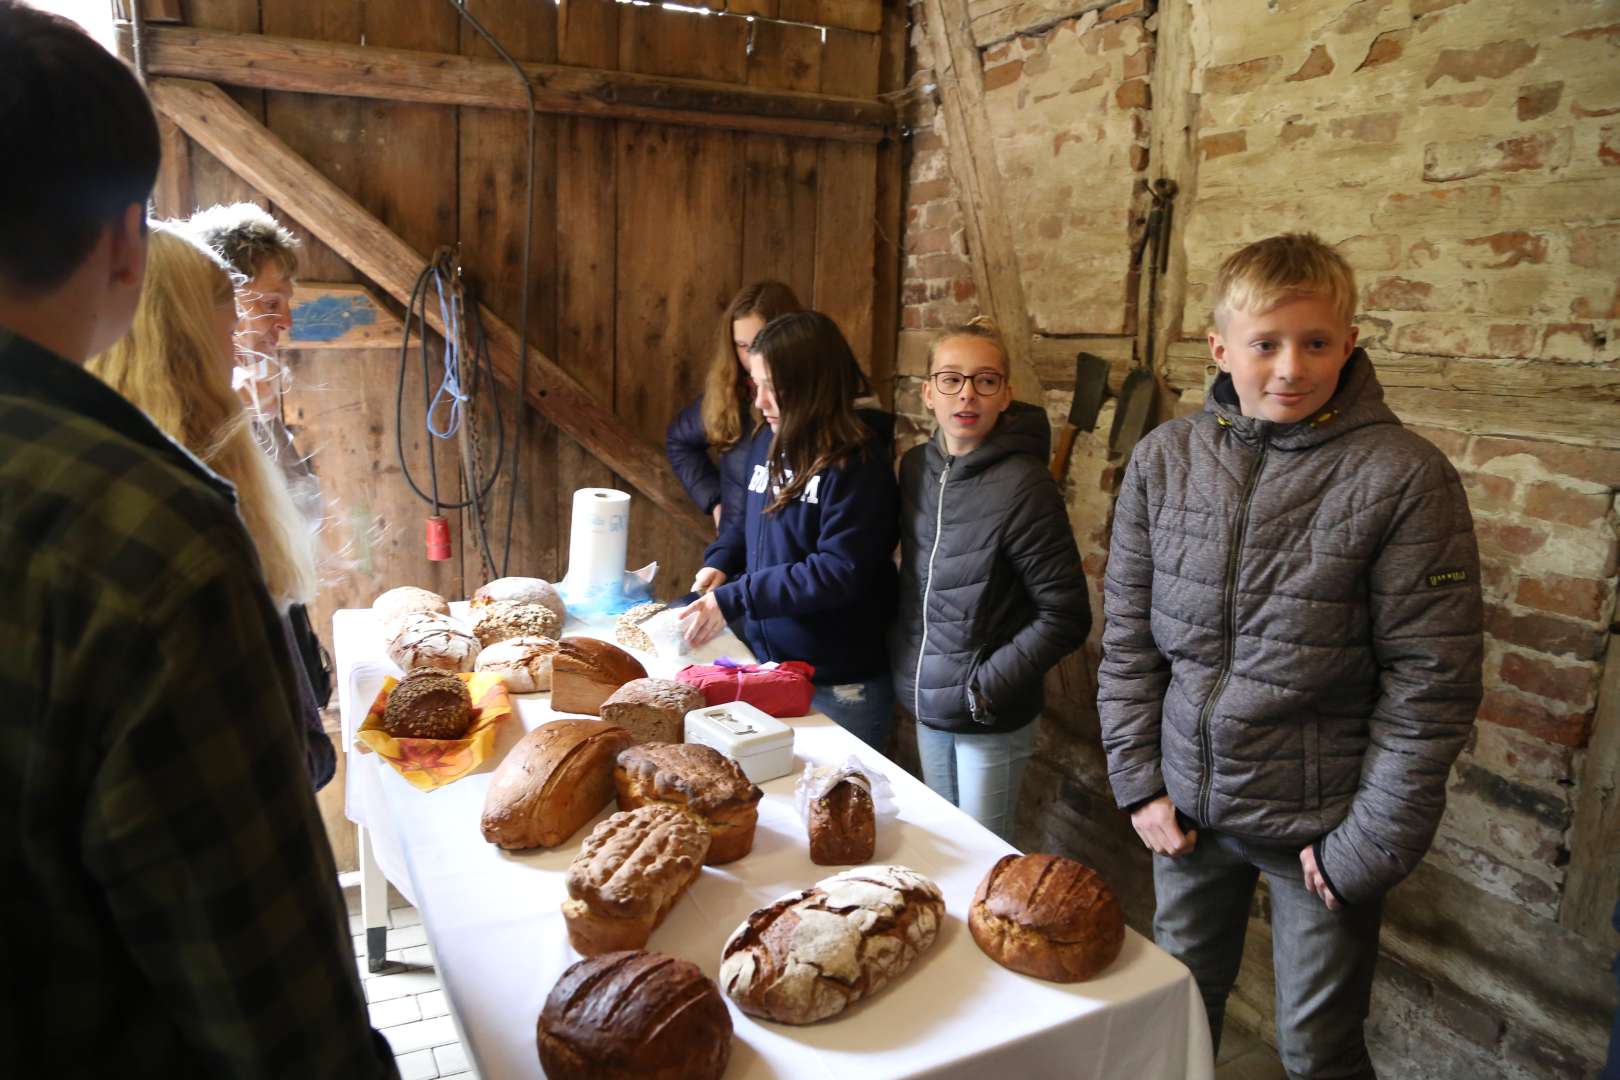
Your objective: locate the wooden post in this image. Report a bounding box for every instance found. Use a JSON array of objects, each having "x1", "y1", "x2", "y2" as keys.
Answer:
[
  {"x1": 919, "y1": 0, "x2": 1043, "y2": 403},
  {"x1": 149, "y1": 77, "x2": 712, "y2": 541},
  {"x1": 136, "y1": 25, "x2": 894, "y2": 144}
]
